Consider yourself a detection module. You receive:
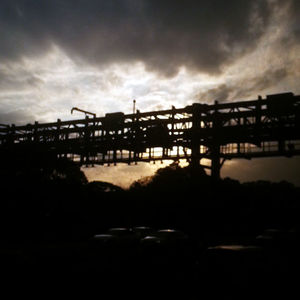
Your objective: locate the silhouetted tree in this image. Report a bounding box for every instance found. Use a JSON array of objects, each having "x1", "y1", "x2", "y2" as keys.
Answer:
[{"x1": 130, "y1": 162, "x2": 208, "y2": 193}]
